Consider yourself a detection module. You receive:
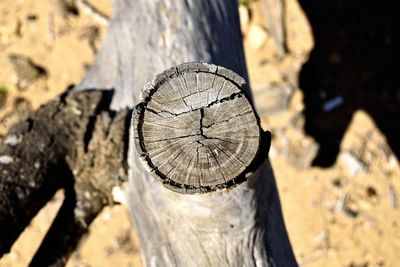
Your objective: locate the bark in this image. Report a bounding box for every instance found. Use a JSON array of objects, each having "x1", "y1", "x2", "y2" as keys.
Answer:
[
  {"x1": 0, "y1": 90, "x2": 129, "y2": 265},
  {"x1": 80, "y1": 0, "x2": 297, "y2": 266}
]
